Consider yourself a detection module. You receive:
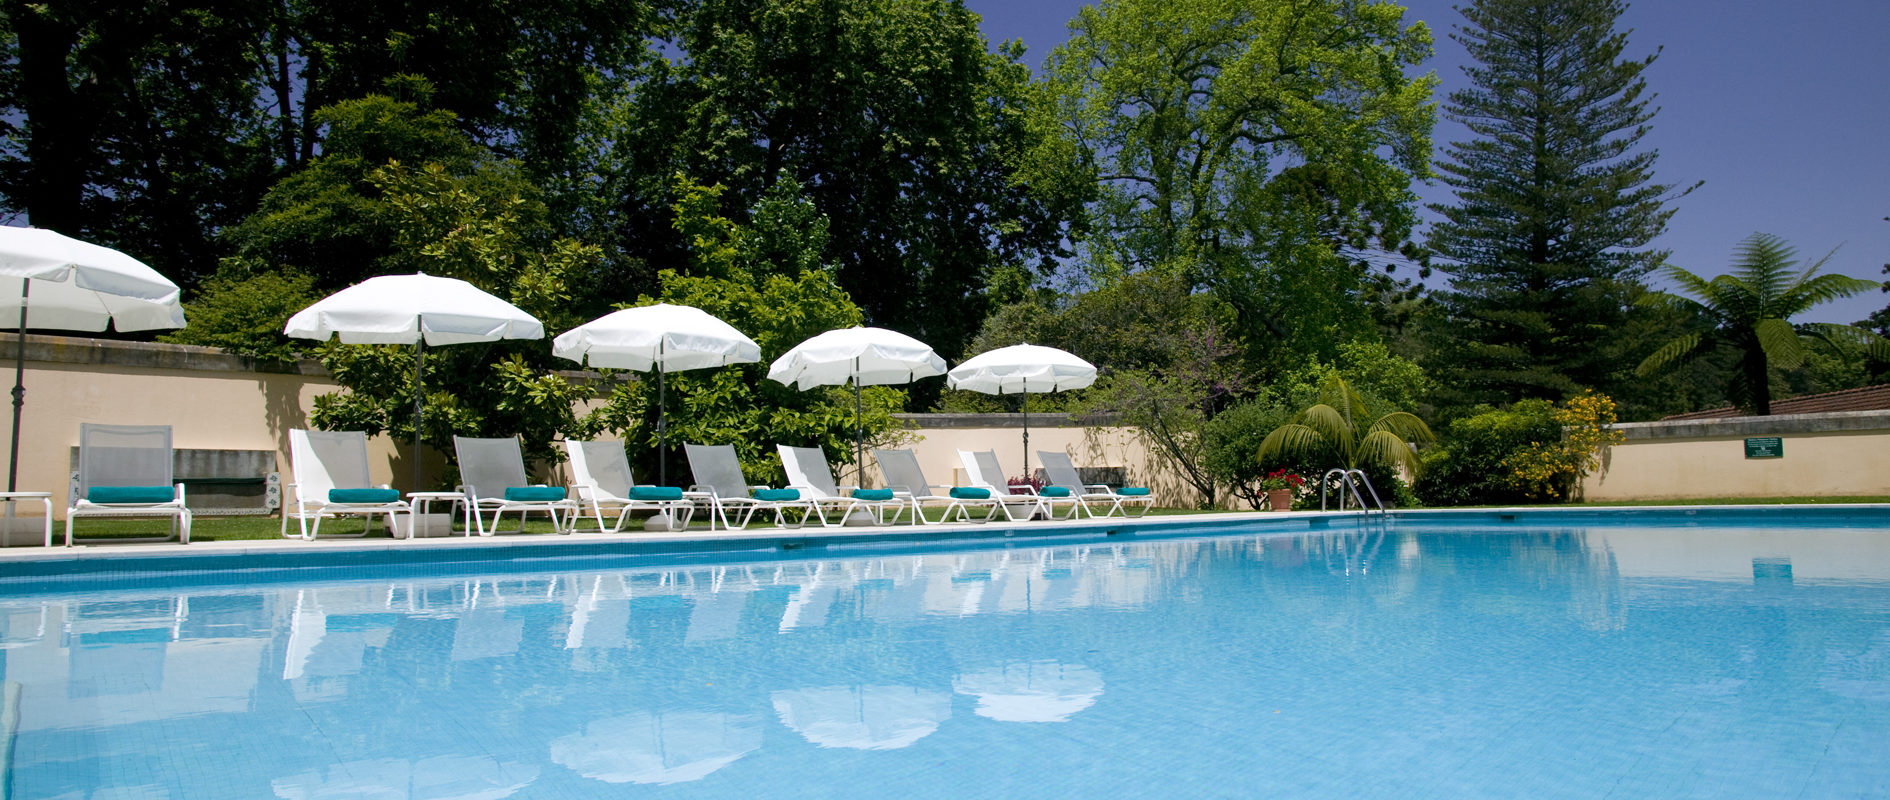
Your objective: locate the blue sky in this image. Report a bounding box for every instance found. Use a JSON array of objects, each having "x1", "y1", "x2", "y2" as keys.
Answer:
[{"x1": 961, "y1": 0, "x2": 1890, "y2": 325}]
